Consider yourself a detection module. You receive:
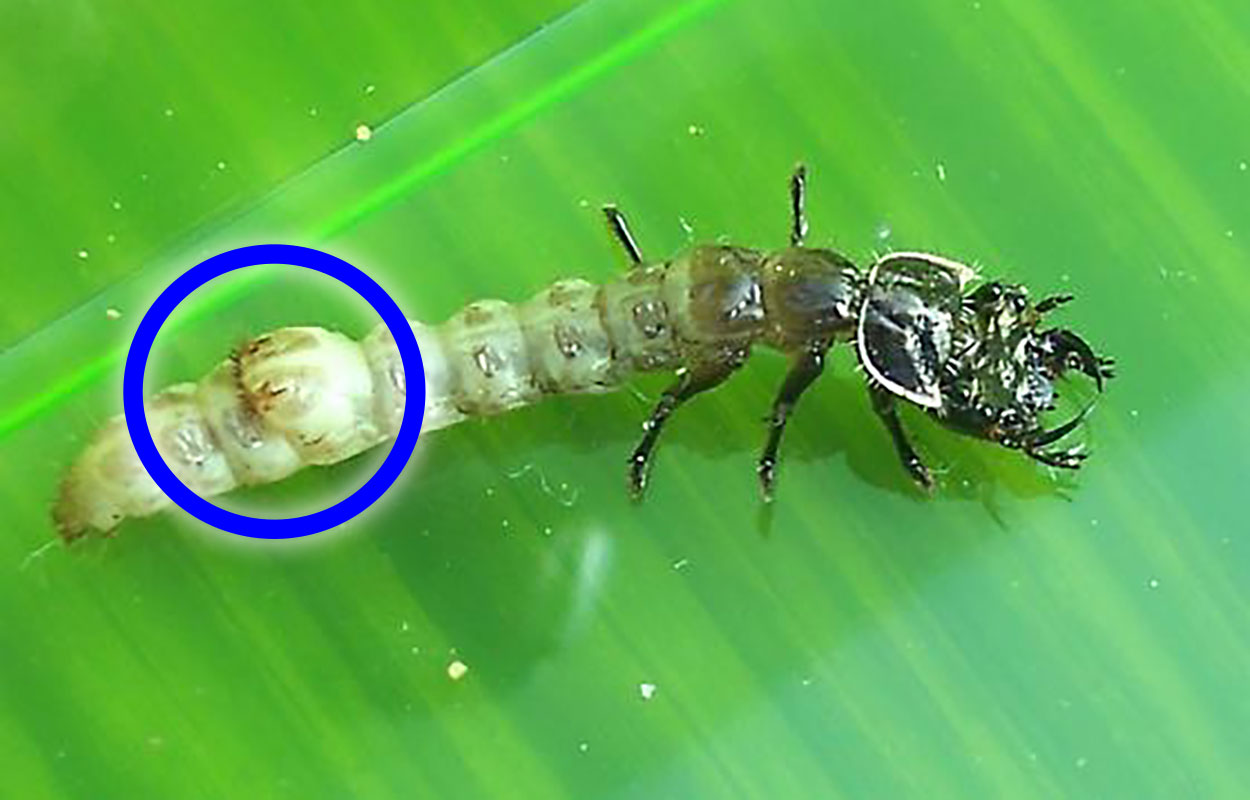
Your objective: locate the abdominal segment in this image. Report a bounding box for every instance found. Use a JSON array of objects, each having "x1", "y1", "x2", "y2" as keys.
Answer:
[{"x1": 51, "y1": 259, "x2": 686, "y2": 540}]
